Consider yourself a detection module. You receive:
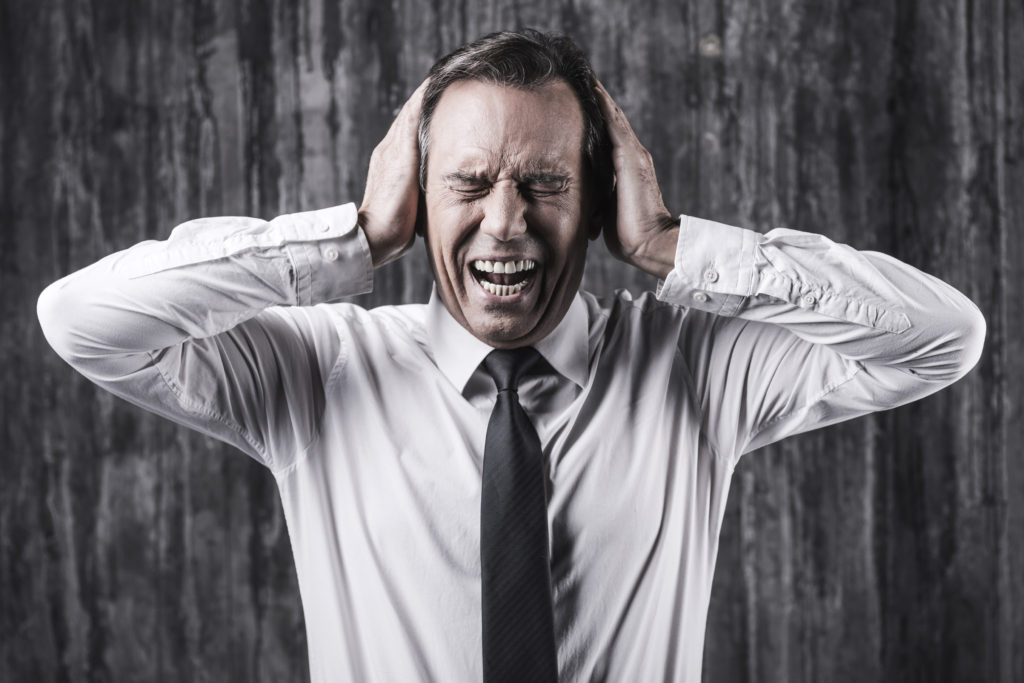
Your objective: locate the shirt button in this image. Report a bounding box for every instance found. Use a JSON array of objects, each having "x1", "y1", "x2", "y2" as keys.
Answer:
[
  {"x1": 702, "y1": 268, "x2": 719, "y2": 283},
  {"x1": 801, "y1": 294, "x2": 817, "y2": 306},
  {"x1": 318, "y1": 222, "x2": 331, "y2": 233},
  {"x1": 324, "y1": 247, "x2": 339, "y2": 262},
  {"x1": 693, "y1": 291, "x2": 710, "y2": 304}
]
